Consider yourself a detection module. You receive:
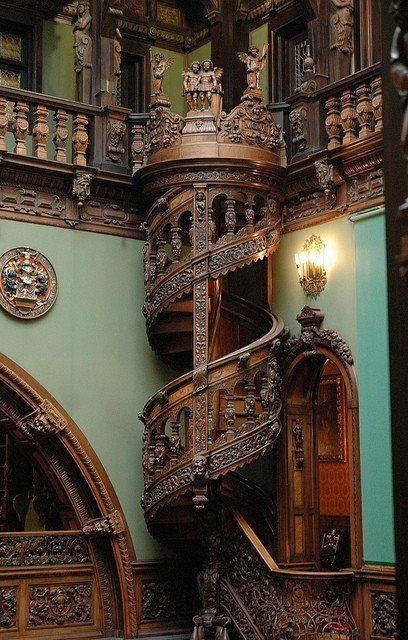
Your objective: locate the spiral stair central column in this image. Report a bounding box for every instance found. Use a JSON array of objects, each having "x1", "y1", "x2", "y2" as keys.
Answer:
[{"x1": 193, "y1": 185, "x2": 210, "y2": 460}]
